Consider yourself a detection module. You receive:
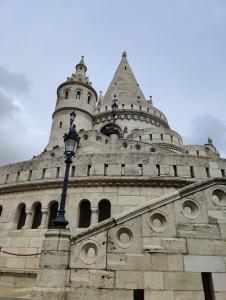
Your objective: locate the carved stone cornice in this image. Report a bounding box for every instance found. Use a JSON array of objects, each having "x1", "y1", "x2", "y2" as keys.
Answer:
[
  {"x1": 94, "y1": 110, "x2": 169, "y2": 129},
  {"x1": 52, "y1": 107, "x2": 93, "y2": 120},
  {"x1": 0, "y1": 176, "x2": 197, "y2": 195}
]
